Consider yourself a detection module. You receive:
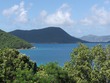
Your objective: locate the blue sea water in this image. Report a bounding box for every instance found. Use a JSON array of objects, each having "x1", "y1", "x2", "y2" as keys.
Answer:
[{"x1": 19, "y1": 43, "x2": 110, "y2": 66}]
